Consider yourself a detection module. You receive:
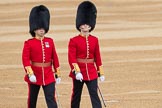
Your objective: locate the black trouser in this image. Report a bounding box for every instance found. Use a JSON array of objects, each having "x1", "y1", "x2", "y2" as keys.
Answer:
[
  {"x1": 71, "y1": 79, "x2": 102, "y2": 108},
  {"x1": 27, "y1": 82, "x2": 58, "y2": 108}
]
